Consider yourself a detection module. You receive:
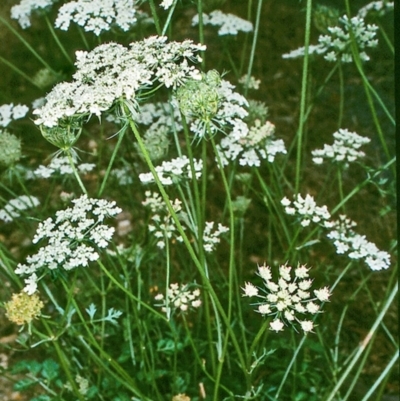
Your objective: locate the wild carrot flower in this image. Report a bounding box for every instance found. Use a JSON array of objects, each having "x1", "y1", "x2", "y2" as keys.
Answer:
[
  {"x1": 311, "y1": 128, "x2": 370, "y2": 166},
  {"x1": 10, "y1": 0, "x2": 57, "y2": 29},
  {"x1": 15, "y1": 195, "x2": 121, "y2": 294},
  {"x1": 357, "y1": 1, "x2": 394, "y2": 18},
  {"x1": 33, "y1": 37, "x2": 205, "y2": 130},
  {"x1": 239, "y1": 75, "x2": 261, "y2": 90},
  {"x1": 0, "y1": 103, "x2": 29, "y2": 127},
  {"x1": 160, "y1": 0, "x2": 173, "y2": 10},
  {"x1": 283, "y1": 15, "x2": 378, "y2": 63},
  {"x1": 242, "y1": 263, "x2": 331, "y2": 333},
  {"x1": 327, "y1": 215, "x2": 391, "y2": 270},
  {"x1": 202, "y1": 221, "x2": 229, "y2": 252},
  {"x1": 55, "y1": 0, "x2": 141, "y2": 35},
  {"x1": 32, "y1": 155, "x2": 95, "y2": 179},
  {"x1": 139, "y1": 156, "x2": 203, "y2": 186},
  {"x1": 155, "y1": 283, "x2": 202, "y2": 316},
  {"x1": 192, "y1": 10, "x2": 253, "y2": 36},
  {"x1": 218, "y1": 119, "x2": 286, "y2": 167},
  {"x1": 5, "y1": 291, "x2": 44, "y2": 326},
  {"x1": 142, "y1": 191, "x2": 184, "y2": 249},
  {"x1": 0, "y1": 130, "x2": 22, "y2": 167},
  {"x1": 281, "y1": 194, "x2": 331, "y2": 227},
  {"x1": 0, "y1": 196, "x2": 40, "y2": 223}
]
